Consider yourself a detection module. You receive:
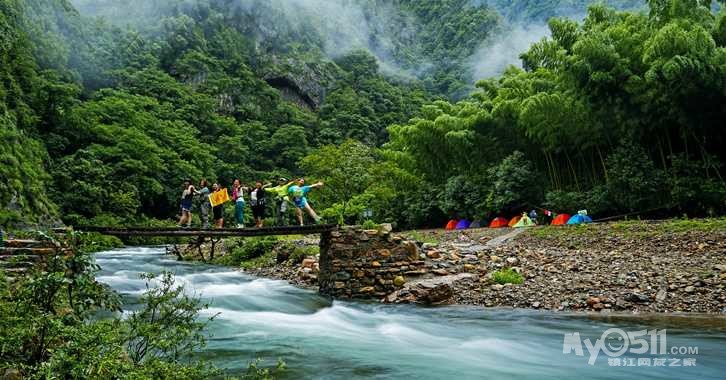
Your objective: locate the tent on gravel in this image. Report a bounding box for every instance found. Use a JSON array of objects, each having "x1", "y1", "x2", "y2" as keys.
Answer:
[
  {"x1": 513, "y1": 214, "x2": 535, "y2": 228},
  {"x1": 455, "y1": 220, "x2": 471, "y2": 230},
  {"x1": 566, "y1": 214, "x2": 593, "y2": 225},
  {"x1": 445, "y1": 219, "x2": 458, "y2": 230},
  {"x1": 489, "y1": 217, "x2": 509, "y2": 228},
  {"x1": 551, "y1": 214, "x2": 571, "y2": 225}
]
